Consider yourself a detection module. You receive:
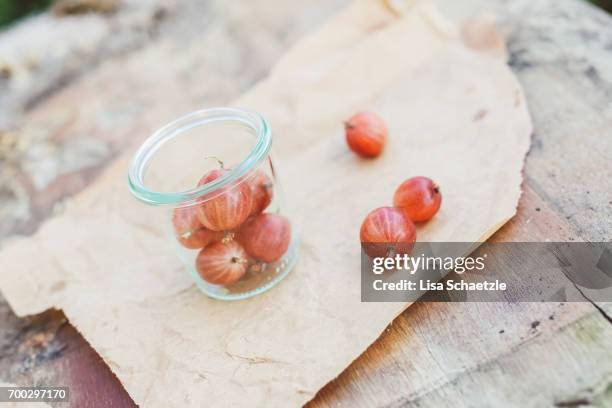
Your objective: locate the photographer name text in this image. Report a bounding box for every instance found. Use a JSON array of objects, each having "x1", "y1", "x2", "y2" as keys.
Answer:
[{"x1": 372, "y1": 279, "x2": 506, "y2": 292}]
